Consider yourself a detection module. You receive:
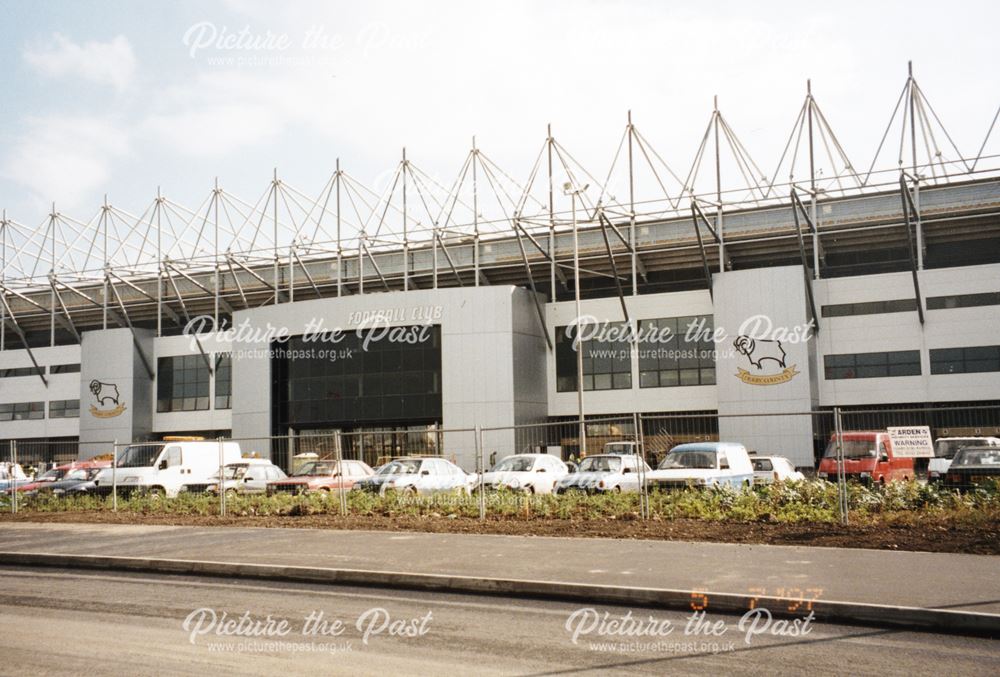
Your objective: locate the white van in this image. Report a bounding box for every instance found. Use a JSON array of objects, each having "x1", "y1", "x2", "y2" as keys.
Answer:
[{"x1": 94, "y1": 440, "x2": 242, "y2": 498}]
